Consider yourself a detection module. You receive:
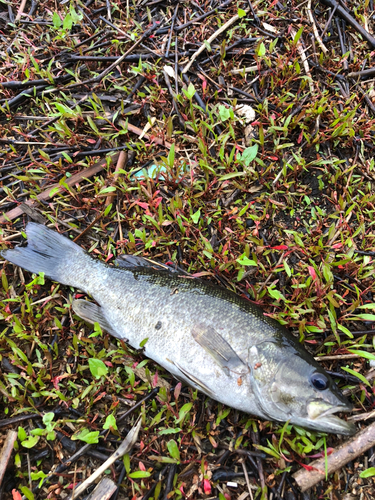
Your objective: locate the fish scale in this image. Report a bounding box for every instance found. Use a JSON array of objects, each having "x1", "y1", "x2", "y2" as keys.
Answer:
[{"x1": 1, "y1": 222, "x2": 356, "y2": 435}]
